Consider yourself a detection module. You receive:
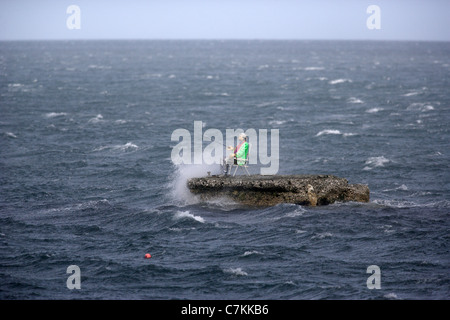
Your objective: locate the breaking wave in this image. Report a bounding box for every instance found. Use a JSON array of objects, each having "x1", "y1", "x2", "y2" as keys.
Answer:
[
  {"x1": 88, "y1": 114, "x2": 104, "y2": 123},
  {"x1": 363, "y1": 156, "x2": 390, "y2": 170},
  {"x1": 45, "y1": 112, "x2": 68, "y2": 118},
  {"x1": 167, "y1": 164, "x2": 220, "y2": 205},
  {"x1": 93, "y1": 142, "x2": 138, "y2": 152},
  {"x1": 348, "y1": 97, "x2": 364, "y2": 104},
  {"x1": 224, "y1": 267, "x2": 248, "y2": 276},
  {"x1": 329, "y1": 78, "x2": 352, "y2": 85},
  {"x1": 366, "y1": 108, "x2": 383, "y2": 113},
  {"x1": 316, "y1": 130, "x2": 356, "y2": 137},
  {"x1": 174, "y1": 210, "x2": 205, "y2": 223},
  {"x1": 316, "y1": 129, "x2": 341, "y2": 136}
]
